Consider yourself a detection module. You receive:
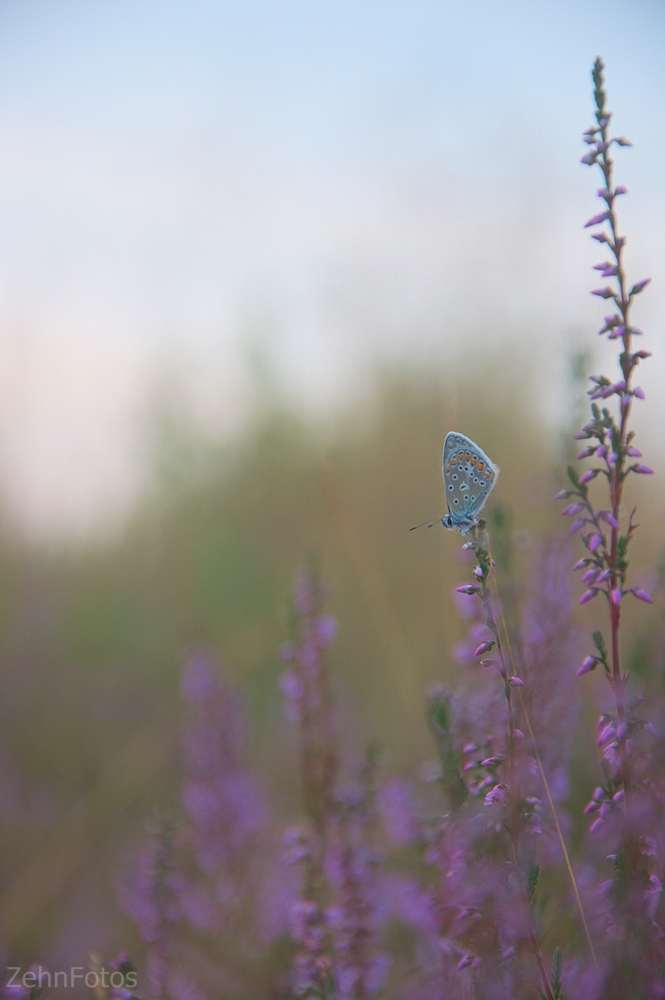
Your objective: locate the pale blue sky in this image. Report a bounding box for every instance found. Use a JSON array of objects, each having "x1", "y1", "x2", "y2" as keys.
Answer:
[{"x1": 0, "y1": 0, "x2": 662, "y2": 536}]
